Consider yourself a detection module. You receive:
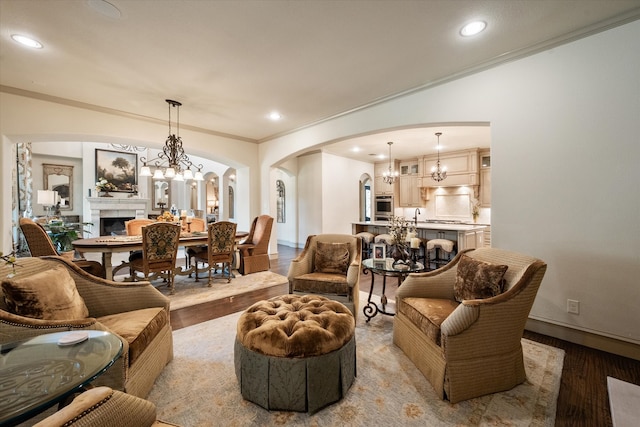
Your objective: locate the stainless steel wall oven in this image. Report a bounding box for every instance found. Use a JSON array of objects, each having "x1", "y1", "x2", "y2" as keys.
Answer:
[{"x1": 375, "y1": 195, "x2": 394, "y2": 221}]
